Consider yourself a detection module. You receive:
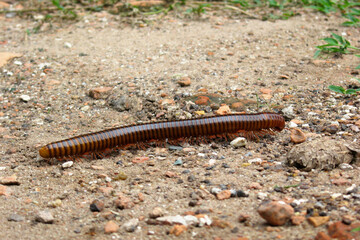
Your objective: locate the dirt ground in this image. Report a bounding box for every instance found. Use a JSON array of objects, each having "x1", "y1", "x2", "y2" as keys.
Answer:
[{"x1": 1, "y1": 7, "x2": 360, "y2": 240}]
